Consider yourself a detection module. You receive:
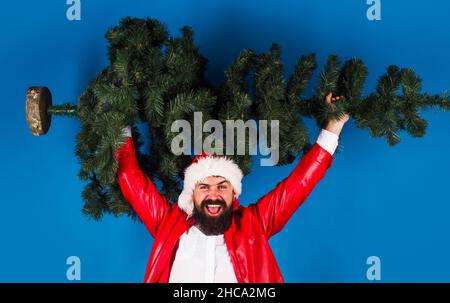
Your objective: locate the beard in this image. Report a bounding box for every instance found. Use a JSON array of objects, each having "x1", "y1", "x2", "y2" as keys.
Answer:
[{"x1": 192, "y1": 198, "x2": 233, "y2": 236}]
